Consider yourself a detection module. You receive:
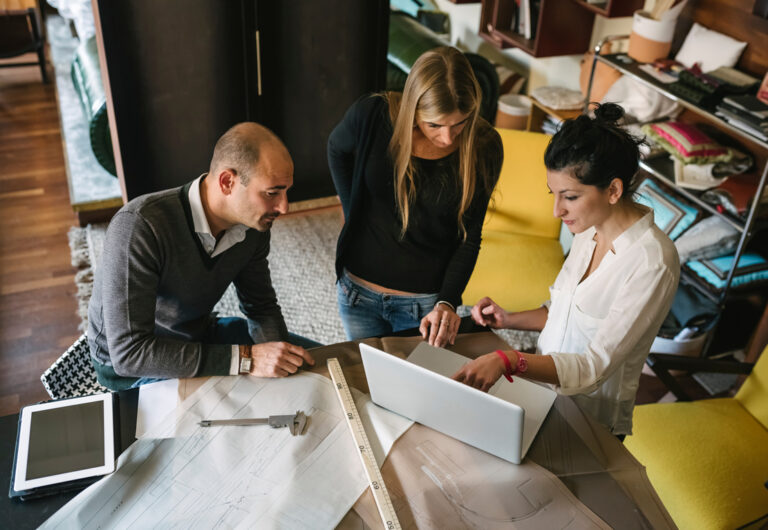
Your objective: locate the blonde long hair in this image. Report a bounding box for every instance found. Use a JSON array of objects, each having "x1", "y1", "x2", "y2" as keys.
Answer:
[{"x1": 387, "y1": 47, "x2": 484, "y2": 239}]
